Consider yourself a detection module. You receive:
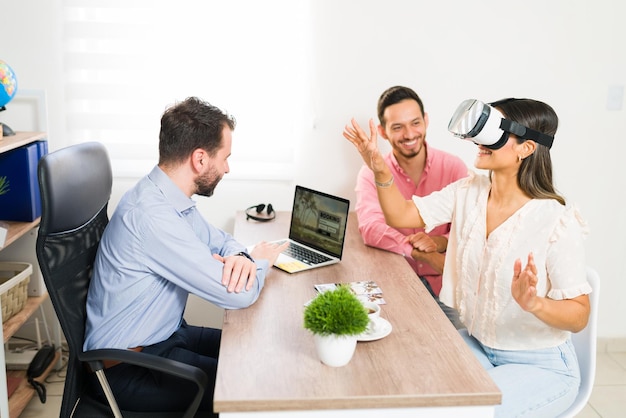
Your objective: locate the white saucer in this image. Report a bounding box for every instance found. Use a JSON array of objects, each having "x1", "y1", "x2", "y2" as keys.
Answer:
[{"x1": 357, "y1": 317, "x2": 392, "y2": 342}]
